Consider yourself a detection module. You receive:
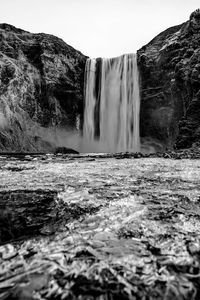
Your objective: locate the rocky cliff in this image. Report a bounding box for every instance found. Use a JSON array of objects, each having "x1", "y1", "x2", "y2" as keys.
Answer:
[
  {"x1": 2, "y1": 9, "x2": 200, "y2": 153},
  {"x1": 138, "y1": 9, "x2": 200, "y2": 150},
  {"x1": 0, "y1": 24, "x2": 87, "y2": 152}
]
